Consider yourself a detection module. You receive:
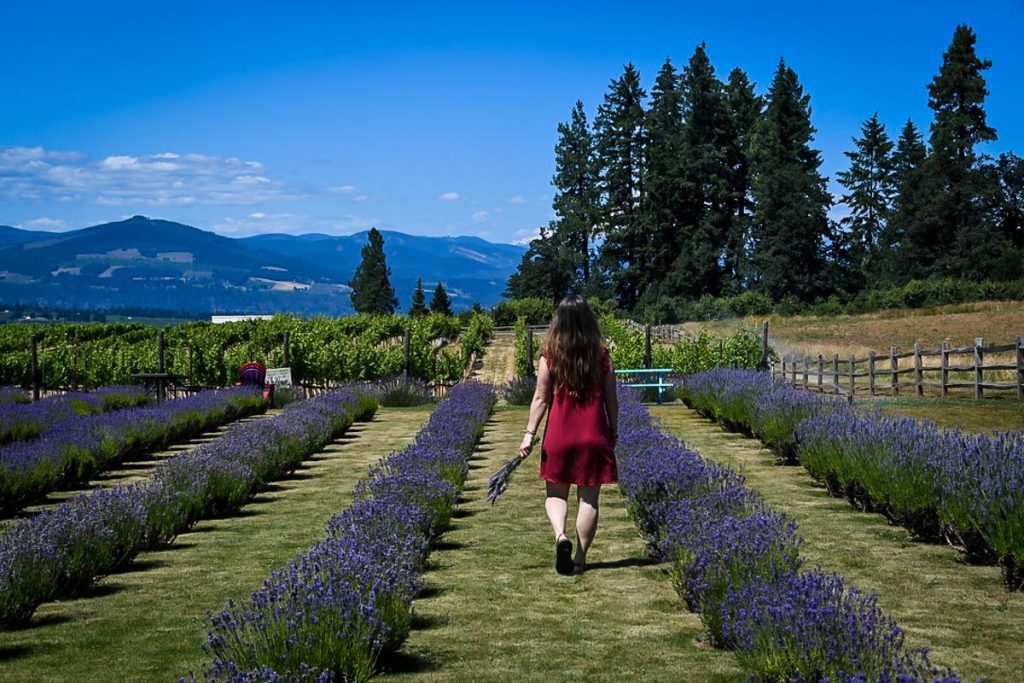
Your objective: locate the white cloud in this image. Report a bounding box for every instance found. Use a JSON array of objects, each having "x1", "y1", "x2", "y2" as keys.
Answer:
[
  {"x1": 438, "y1": 191, "x2": 460, "y2": 201},
  {"x1": 512, "y1": 228, "x2": 541, "y2": 245},
  {"x1": 354, "y1": 195, "x2": 371, "y2": 203},
  {"x1": 472, "y1": 210, "x2": 490, "y2": 222},
  {"x1": 0, "y1": 145, "x2": 304, "y2": 207},
  {"x1": 329, "y1": 185, "x2": 357, "y2": 194},
  {"x1": 249, "y1": 212, "x2": 266, "y2": 219},
  {"x1": 508, "y1": 194, "x2": 527, "y2": 204},
  {"x1": 17, "y1": 217, "x2": 69, "y2": 231}
]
